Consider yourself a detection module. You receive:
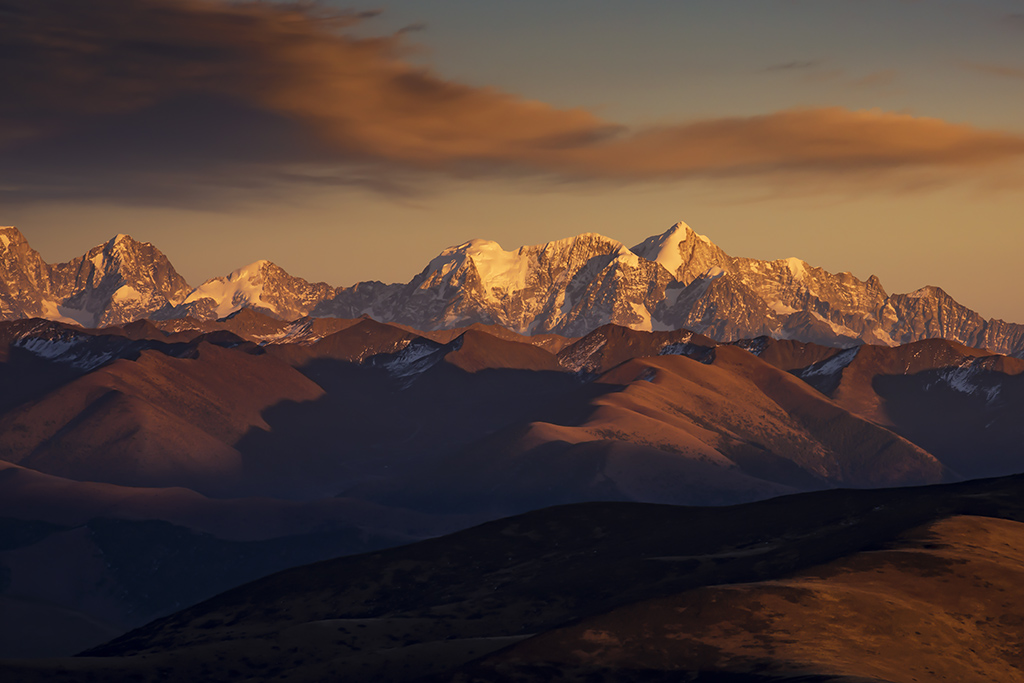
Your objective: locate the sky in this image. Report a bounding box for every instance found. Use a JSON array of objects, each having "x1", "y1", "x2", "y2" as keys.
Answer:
[{"x1": 3, "y1": 0, "x2": 1024, "y2": 320}]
